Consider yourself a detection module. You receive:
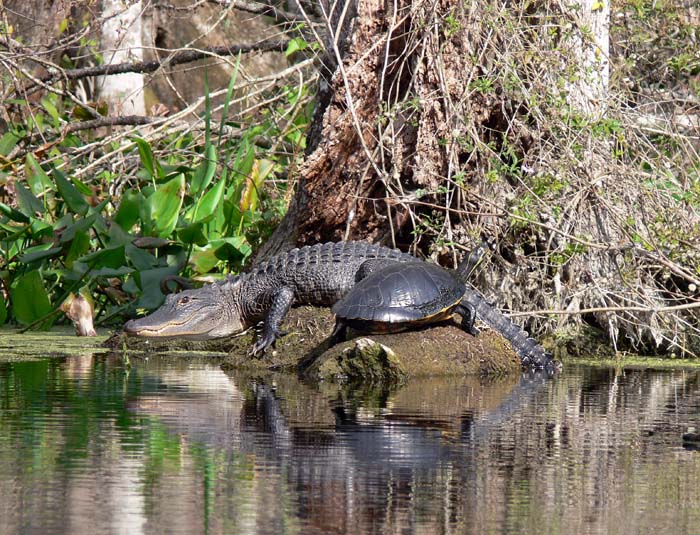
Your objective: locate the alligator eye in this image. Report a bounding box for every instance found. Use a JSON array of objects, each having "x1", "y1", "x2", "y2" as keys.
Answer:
[{"x1": 178, "y1": 296, "x2": 191, "y2": 306}]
